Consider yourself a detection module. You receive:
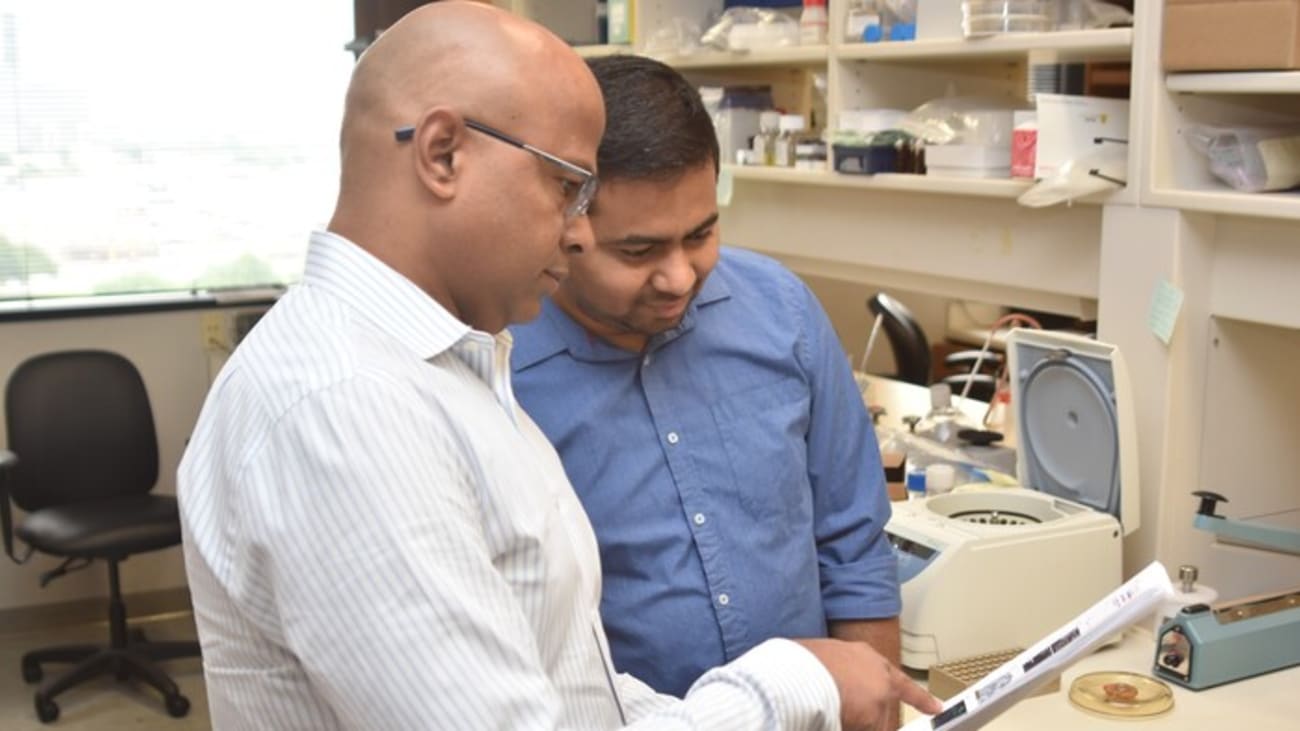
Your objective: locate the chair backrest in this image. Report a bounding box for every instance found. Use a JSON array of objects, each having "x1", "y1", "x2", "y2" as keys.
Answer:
[
  {"x1": 867, "y1": 293, "x2": 931, "y2": 386},
  {"x1": 4, "y1": 350, "x2": 158, "y2": 512}
]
